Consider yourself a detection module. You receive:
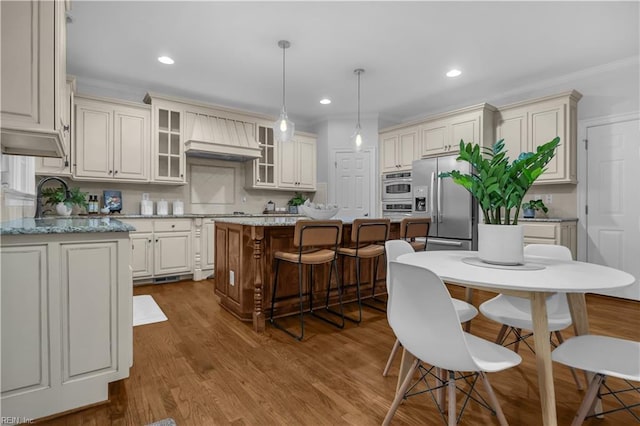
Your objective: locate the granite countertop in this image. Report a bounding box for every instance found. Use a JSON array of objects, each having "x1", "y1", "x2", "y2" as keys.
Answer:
[
  {"x1": 518, "y1": 217, "x2": 578, "y2": 223},
  {"x1": 57, "y1": 213, "x2": 304, "y2": 220},
  {"x1": 1, "y1": 217, "x2": 135, "y2": 235}
]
